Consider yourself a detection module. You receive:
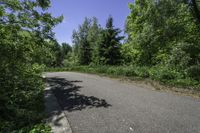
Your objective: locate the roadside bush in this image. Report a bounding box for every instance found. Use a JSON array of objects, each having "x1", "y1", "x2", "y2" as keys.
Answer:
[
  {"x1": 172, "y1": 78, "x2": 200, "y2": 89},
  {"x1": 149, "y1": 66, "x2": 182, "y2": 82},
  {"x1": 14, "y1": 124, "x2": 51, "y2": 133},
  {"x1": 122, "y1": 67, "x2": 138, "y2": 77},
  {"x1": 169, "y1": 42, "x2": 200, "y2": 71},
  {"x1": 106, "y1": 67, "x2": 118, "y2": 75},
  {"x1": 112, "y1": 67, "x2": 124, "y2": 75},
  {"x1": 0, "y1": 64, "x2": 46, "y2": 132},
  {"x1": 134, "y1": 66, "x2": 150, "y2": 78},
  {"x1": 186, "y1": 65, "x2": 200, "y2": 80},
  {"x1": 95, "y1": 66, "x2": 109, "y2": 73},
  {"x1": 47, "y1": 65, "x2": 200, "y2": 89}
]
